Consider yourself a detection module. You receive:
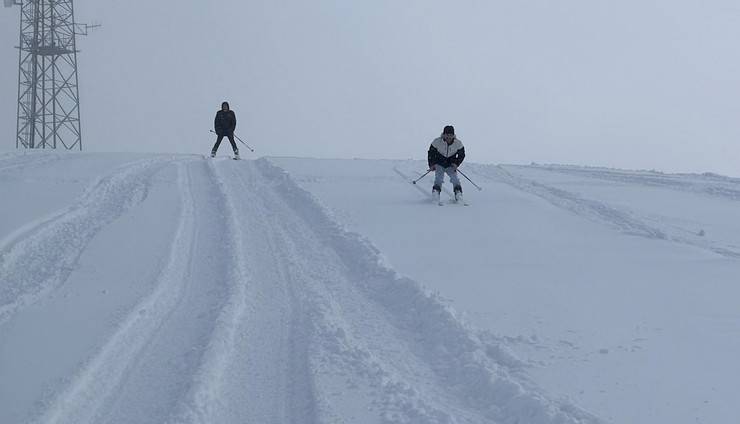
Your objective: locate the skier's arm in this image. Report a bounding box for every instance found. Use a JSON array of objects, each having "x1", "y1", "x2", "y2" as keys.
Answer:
[
  {"x1": 214, "y1": 114, "x2": 220, "y2": 133},
  {"x1": 454, "y1": 147, "x2": 466, "y2": 167},
  {"x1": 230, "y1": 112, "x2": 237, "y2": 133},
  {"x1": 427, "y1": 144, "x2": 436, "y2": 169}
]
